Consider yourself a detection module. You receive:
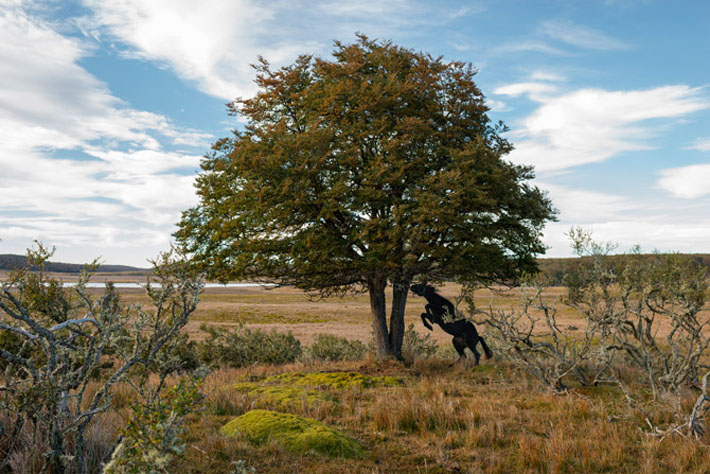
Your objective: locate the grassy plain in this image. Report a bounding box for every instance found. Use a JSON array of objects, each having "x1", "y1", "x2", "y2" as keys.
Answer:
[
  {"x1": 170, "y1": 359, "x2": 710, "y2": 473},
  {"x1": 110, "y1": 283, "x2": 710, "y2": 473},
  {"x1": 113, "y1": 283, "x2": 582, "y2": 346},
  {"x1": 4, "y1": 272, "x2": 710, "y2": 472}
]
